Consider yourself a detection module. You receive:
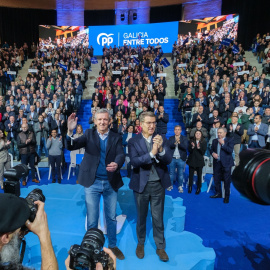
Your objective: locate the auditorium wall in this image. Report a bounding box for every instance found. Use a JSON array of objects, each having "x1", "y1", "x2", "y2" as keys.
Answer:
[{"x1": 183, "y1": 0, "x2": 222, "y2": 20}]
